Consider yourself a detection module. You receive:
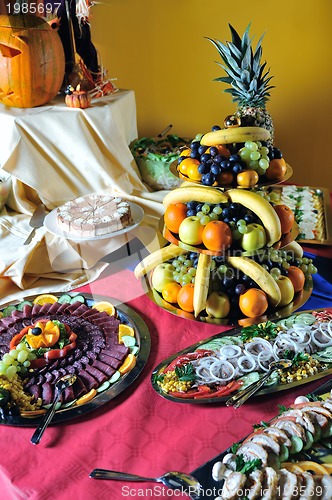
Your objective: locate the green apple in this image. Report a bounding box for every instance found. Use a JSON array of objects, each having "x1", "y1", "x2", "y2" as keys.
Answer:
[
  {"x1": 205, "y1": 291, "x2": 231, "y2": 318},
  {"x1": 276, "y1": 275, "x2": 294, "y2": 307},
  {"x1": 241, "y1": 223, "x2": 267, "y2": 251},
  {"x1": 152, "y1": 263, "x2": 175, "y2": 293},
  {"x1": 178, "y1": 216, "x2": 204, "y2": 246}
]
